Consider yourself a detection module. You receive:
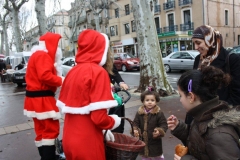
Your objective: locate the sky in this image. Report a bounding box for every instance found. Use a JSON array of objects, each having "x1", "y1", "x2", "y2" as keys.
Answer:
[{"x1": 20, "y1": 0, "x2": 75, "y2": 30}]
